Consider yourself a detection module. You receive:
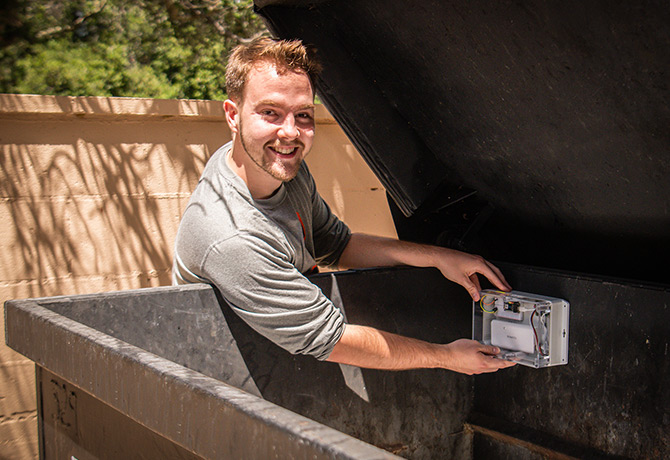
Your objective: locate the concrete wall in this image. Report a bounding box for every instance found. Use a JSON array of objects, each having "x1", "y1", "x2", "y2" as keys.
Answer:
[{"x1": 0, "y1": 93, "x2": 396, "y2": 459}]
